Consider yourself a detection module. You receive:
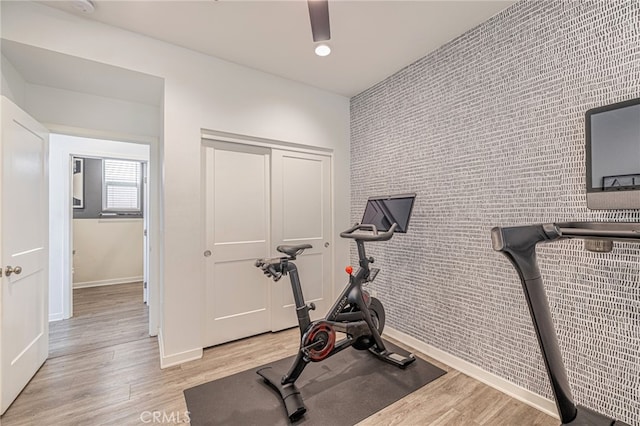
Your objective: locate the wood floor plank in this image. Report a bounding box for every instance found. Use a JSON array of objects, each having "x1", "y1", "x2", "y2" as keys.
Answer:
[
  {"x1": 1, "y1": 283, "x2": 558, "y2": 425},
  {"x1": 48, "y1": 282, "x2": 149, "y2": 359}
]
